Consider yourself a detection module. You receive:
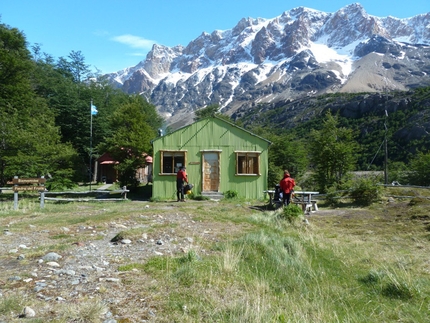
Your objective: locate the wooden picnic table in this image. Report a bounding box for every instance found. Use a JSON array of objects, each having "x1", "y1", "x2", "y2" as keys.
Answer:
[
  {"x1": 263, "y1": 190, "x2": 277, "y2": 205},
  {"x1": 264, "y1": 190, "x2": 319, "y2": 213},
  {"x1": 293, "y1": 191, "x2": 319, "y2": 212}
]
